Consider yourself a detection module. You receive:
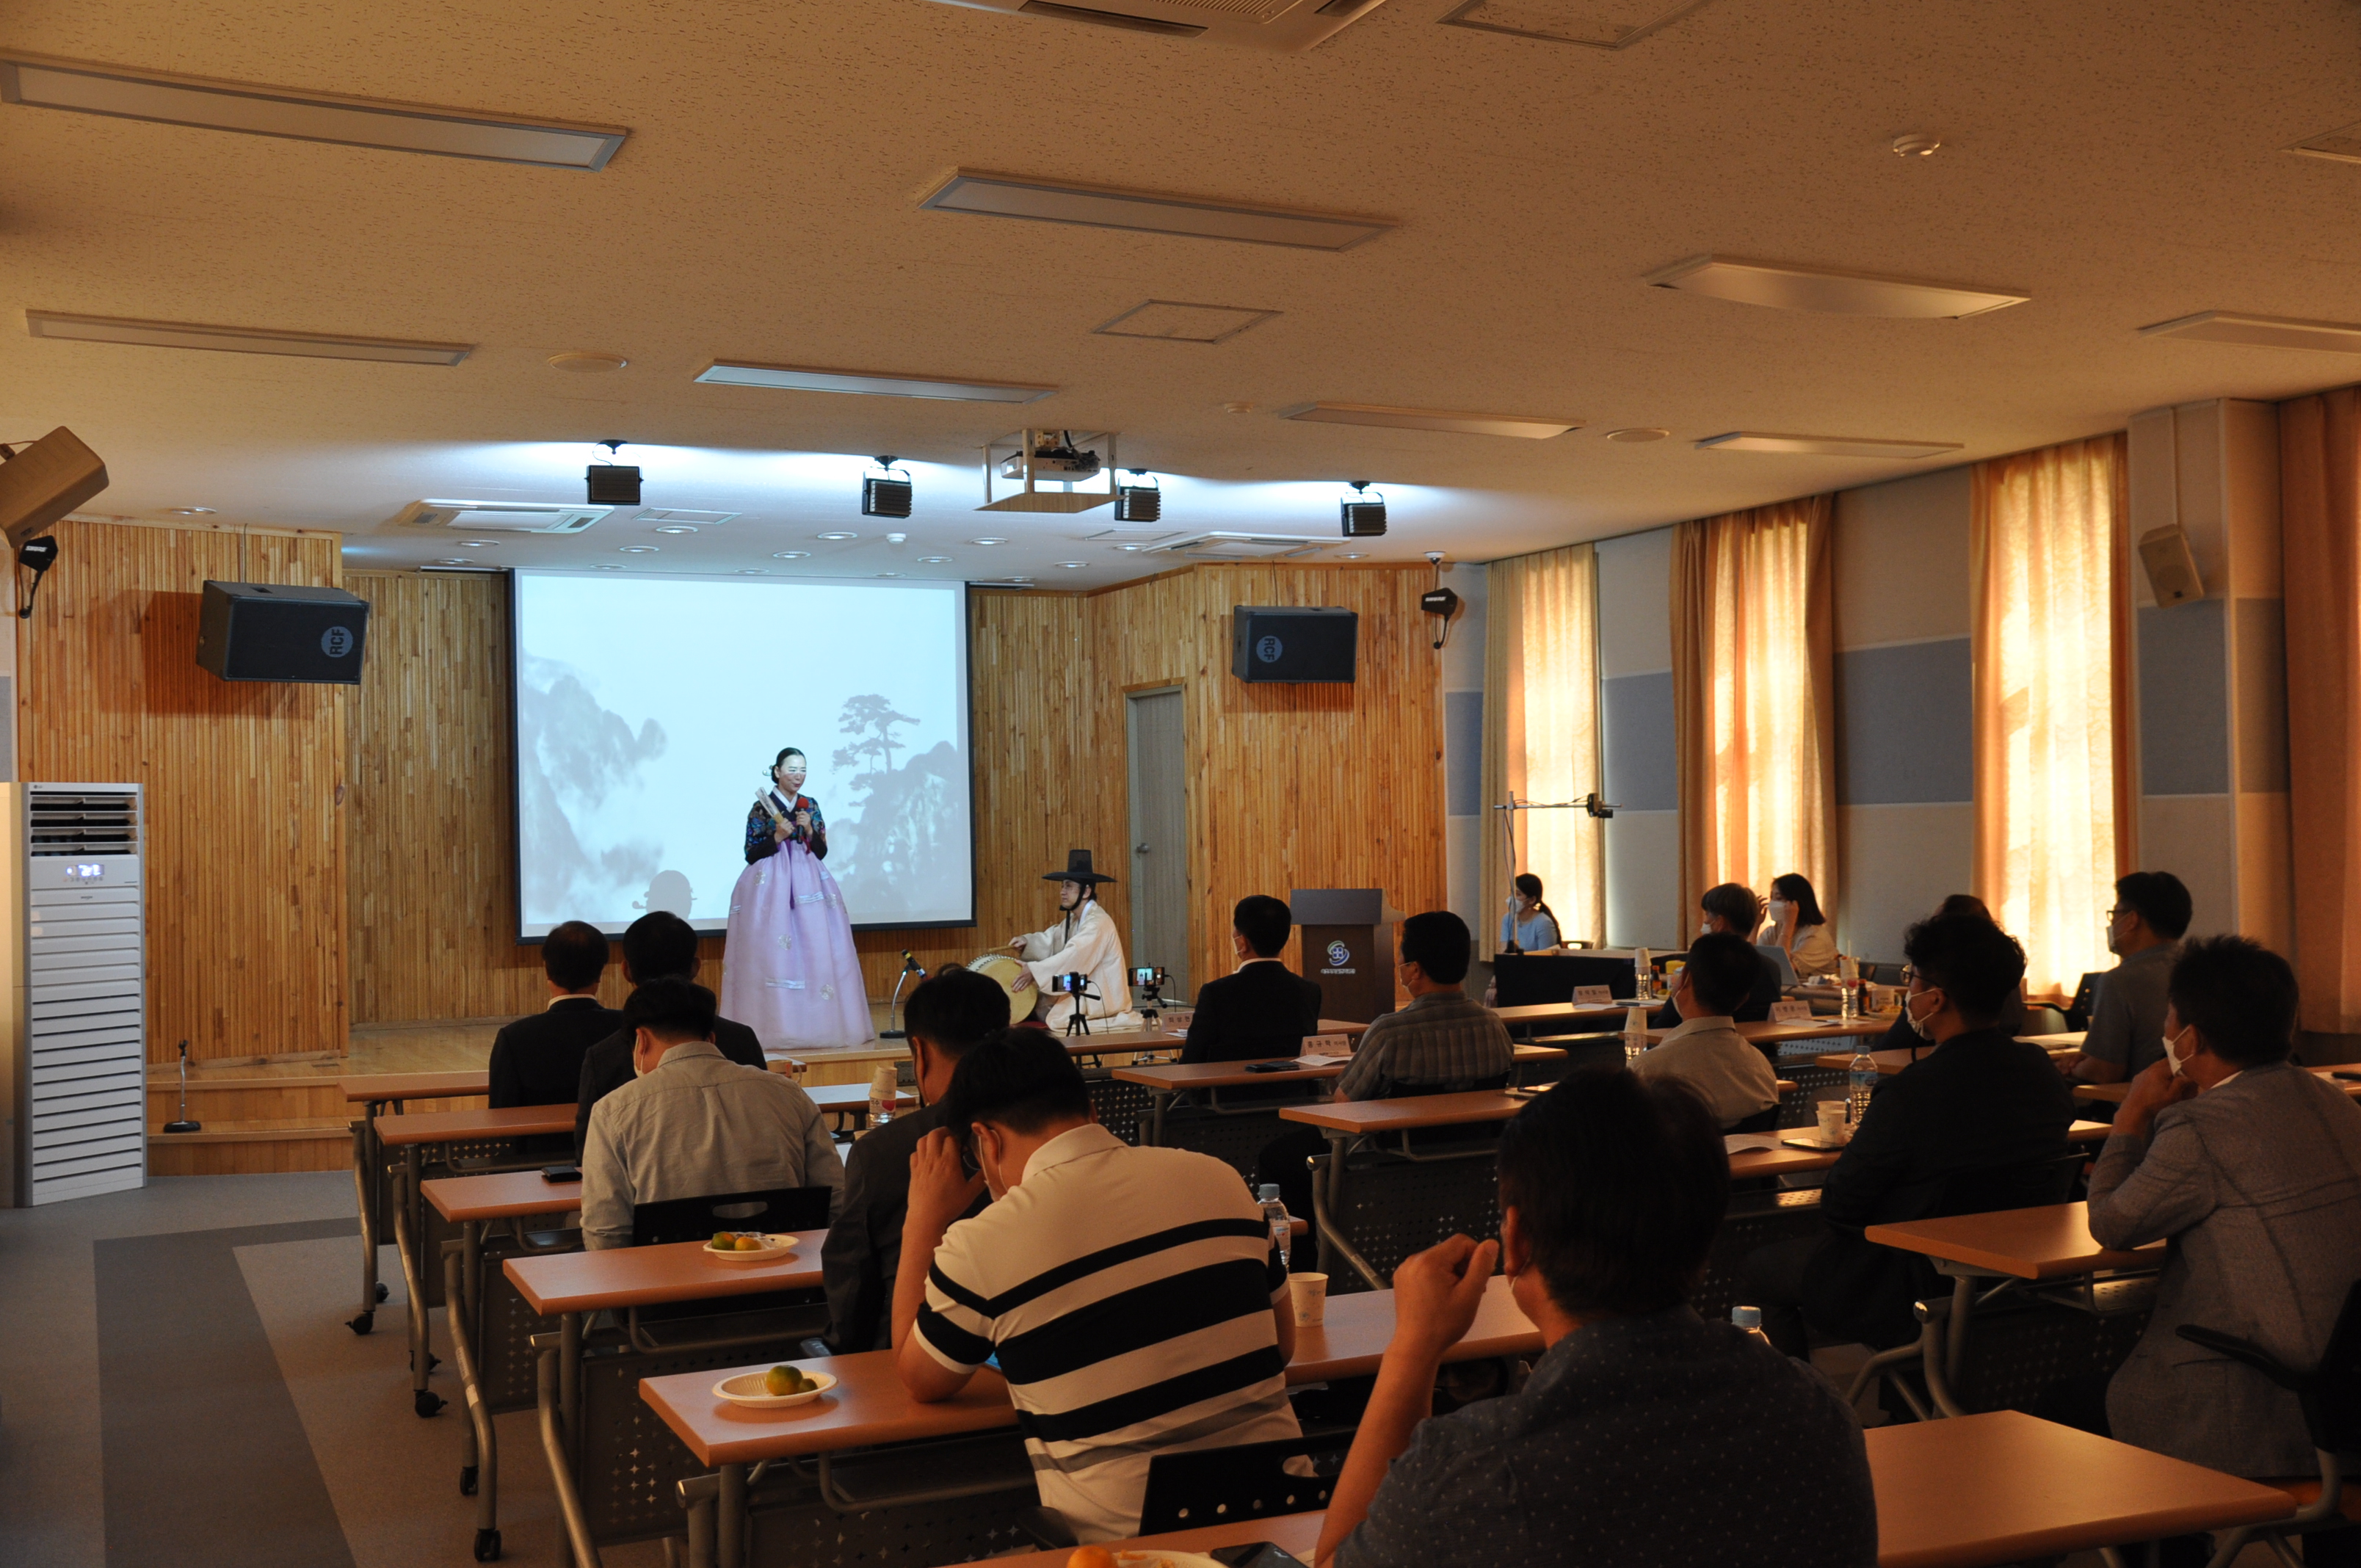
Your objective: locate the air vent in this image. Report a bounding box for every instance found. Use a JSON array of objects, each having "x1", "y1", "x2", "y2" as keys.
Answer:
[
  {"x1": 27, "y1": 791, "x2": 137, "y2": 857},
  {"x1": 2291, "y1": 121, "x2": 2361, "y2": 164},
  {"x1": 925, "y1": 0, "x2": 1385, "y2": 51},
  {"x1": 1439, "y1": 0, "x2": 1711, "y2": 48},
  {"x1": 1094, "y1": 300, "x2": 1280, "y2": 344},
  {"x1": 391, "y1": 499, "x2": 612, "y2": 534},
  {"x1": 1150, "y1": 531, "x2": 1327, "y2": 559},
  {"x1": 636, "y1": 509, "x2": 739, "y2": 526}
]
